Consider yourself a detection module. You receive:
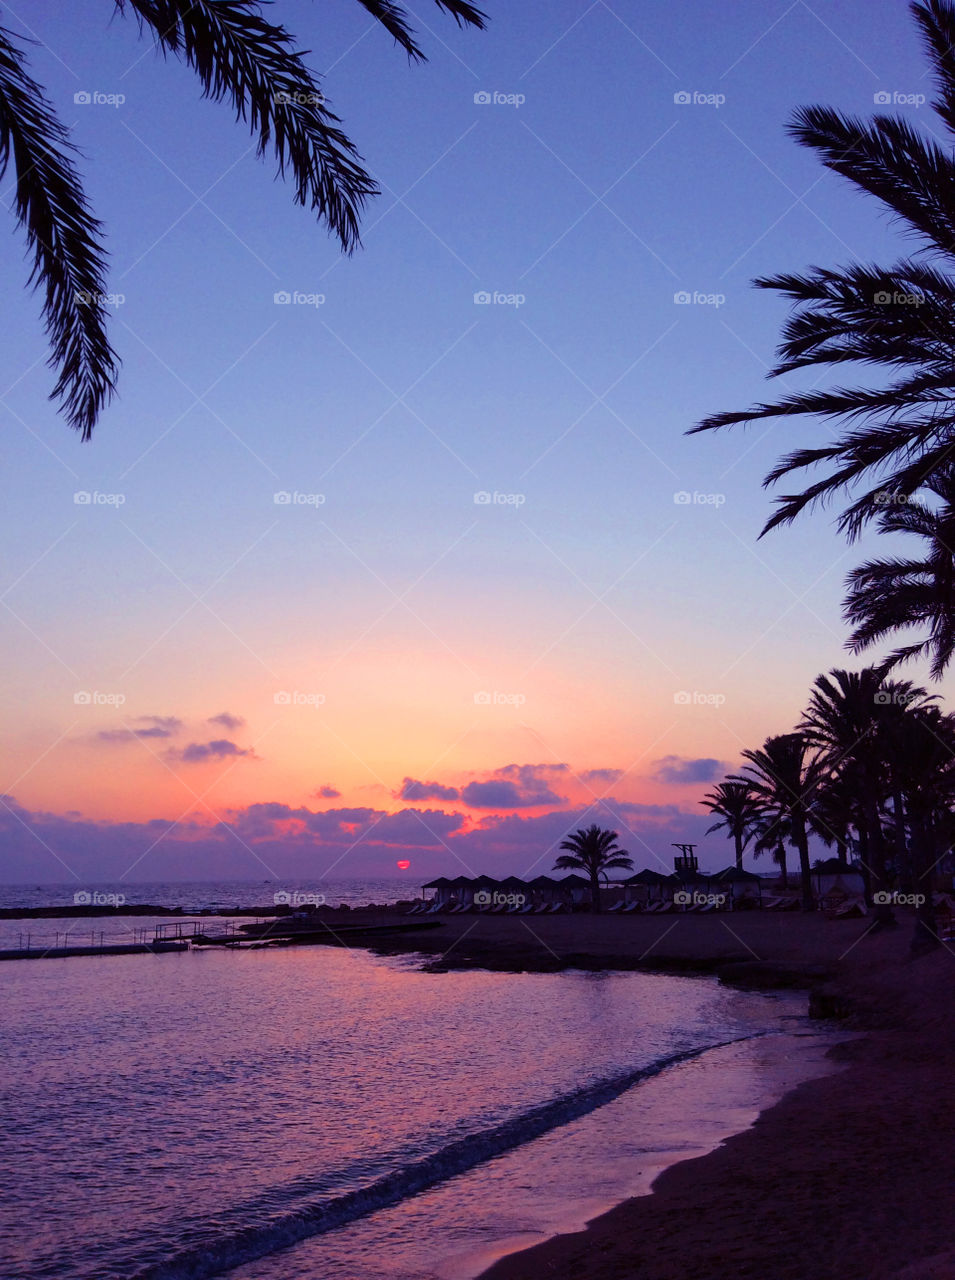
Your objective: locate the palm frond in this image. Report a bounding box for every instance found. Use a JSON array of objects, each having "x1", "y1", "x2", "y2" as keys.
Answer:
[
  {"x1": 912, "y1": 0, "x2": 955, "y2": 136},
  {"x1": 115, "y1": 0, "x2": 379, "y2": 251},
  {"x1": 788, "y1": 105, "x2": 955, "y2": 247},
  {"x1": 355, "y1": 0, "x2": 486, "y2": 60},
  {"x1": 0, "y1": 25, "x2": 118, "y2": 438}
]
